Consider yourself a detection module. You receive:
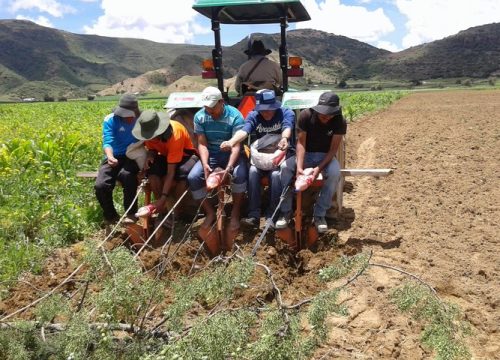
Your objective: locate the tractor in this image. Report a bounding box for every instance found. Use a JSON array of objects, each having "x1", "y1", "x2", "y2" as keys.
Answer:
[{"x1": 153, "y1": 0, "x2": 392, "y2": 255}]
